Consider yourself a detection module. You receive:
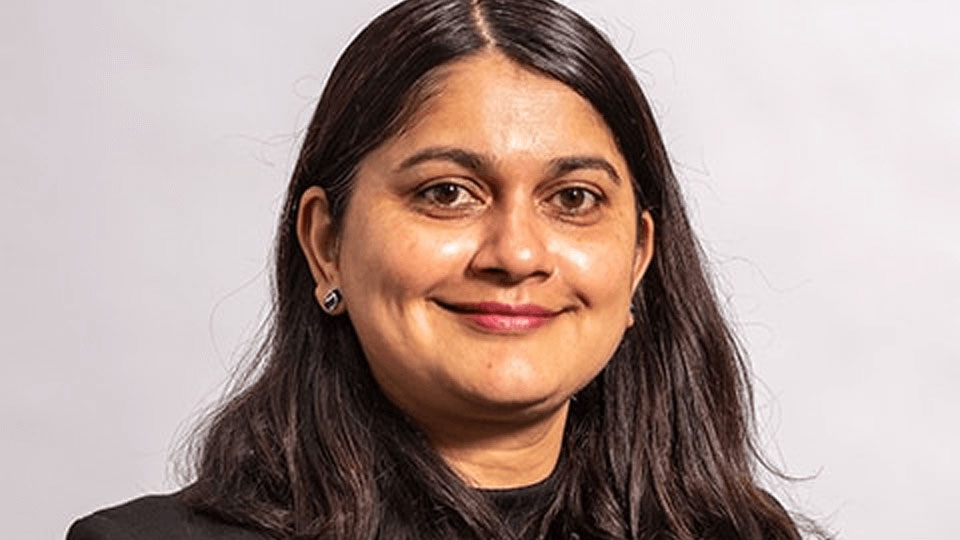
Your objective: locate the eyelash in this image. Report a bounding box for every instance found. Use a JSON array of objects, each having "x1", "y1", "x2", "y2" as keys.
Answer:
[
  {"x1": 546, "y1": 186, "x2": 604, "y2": 216},
  {"x1": 413, "y1": 181, "x2": 606, "y2": 220},
  {"x1": 415, "y1": 182, "x2": 482, "y2": 211}
]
